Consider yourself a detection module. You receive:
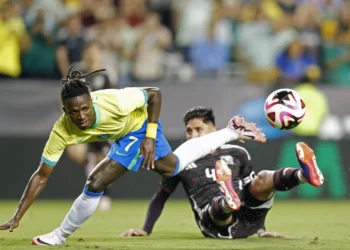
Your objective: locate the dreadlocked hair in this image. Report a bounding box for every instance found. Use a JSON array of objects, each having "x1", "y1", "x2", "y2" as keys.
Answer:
[
  {"x1": 183, "y1": 106, "x2": 216, "y2": 126},
  {"x1": 61, "y1": 65, "x2": 106, "y2": 101}
]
